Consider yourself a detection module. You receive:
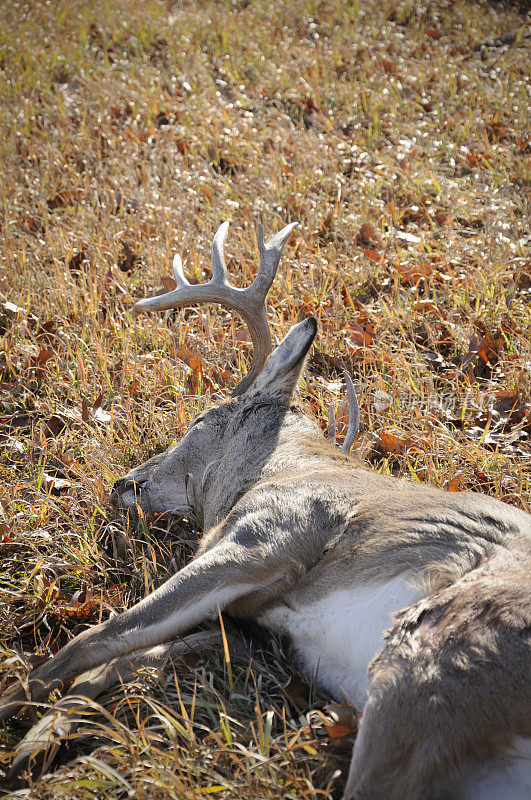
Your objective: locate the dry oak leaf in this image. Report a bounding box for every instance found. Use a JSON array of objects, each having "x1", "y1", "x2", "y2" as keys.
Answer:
[
  {"x1": 377, "y1": 432, "x2": 411, "y2": 455},
  {"x1": 31, "y1": 347, "x2": 55, "y2": 370},
  {"x1": 448, "y1": 473, "x2": 470, "y2": 492},
  {"x1": 363, "y1": 248, "x2": 381, "y2": 263},
  {"x1": 348, "y1": 322, "x2": 376, "y2": 347},
  {"x1": 395, "y1": 262, "x2": 433, "y2": 285},
  {"x1": 324, "y1": 699, "x2": 359, "y2": 739},
  {"x1": 356, "y1": 223, "x2": 377, "y2": 246},
  {"x1": 81, "y1": 393, "x2": 111, "y2": 424},
  {"x1": 160, "y1": 275, "x2": 177, "y2": 292},
  {"x1": 33, "y1": 572, "x2": 61, "y2": 608},
  {"x1": 40, "y1": 473, "x2": 75, "y2": 494},
  {"x1": 118, "y1": 240, "x2": 140, "y2": 273}
]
